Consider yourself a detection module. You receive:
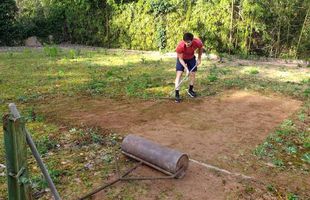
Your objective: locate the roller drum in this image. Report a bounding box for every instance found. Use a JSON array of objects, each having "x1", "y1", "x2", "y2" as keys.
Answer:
[{"x1": 121, "y1": 134, "x2": 189, "y2": 178}]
